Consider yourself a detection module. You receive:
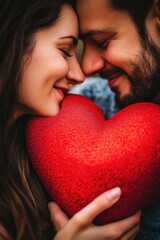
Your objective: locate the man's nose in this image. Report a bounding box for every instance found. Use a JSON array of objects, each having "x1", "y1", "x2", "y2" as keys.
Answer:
[{"x1": 81, "y1": 45, "x2": 105, "y2": 76}]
